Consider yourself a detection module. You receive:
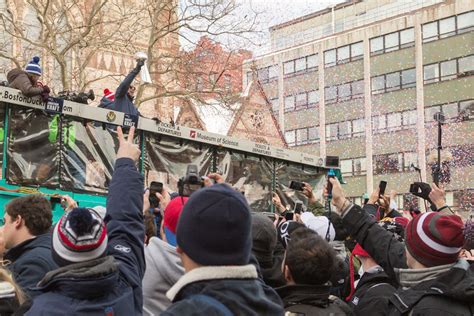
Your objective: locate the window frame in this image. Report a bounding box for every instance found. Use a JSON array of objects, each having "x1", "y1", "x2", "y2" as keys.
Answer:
[
  {"x1": 371, "y1": 68, "x2": 416, "y2": 94},
  {"x1": 422, "y1": 11, "x2": 474, "y2": 43},
  {"x1": 324, "y1": 41, "x2": 363, "y2": 68},
  {"x1": 370, "y1": 28, "x2": 415, "y2": 56}
]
